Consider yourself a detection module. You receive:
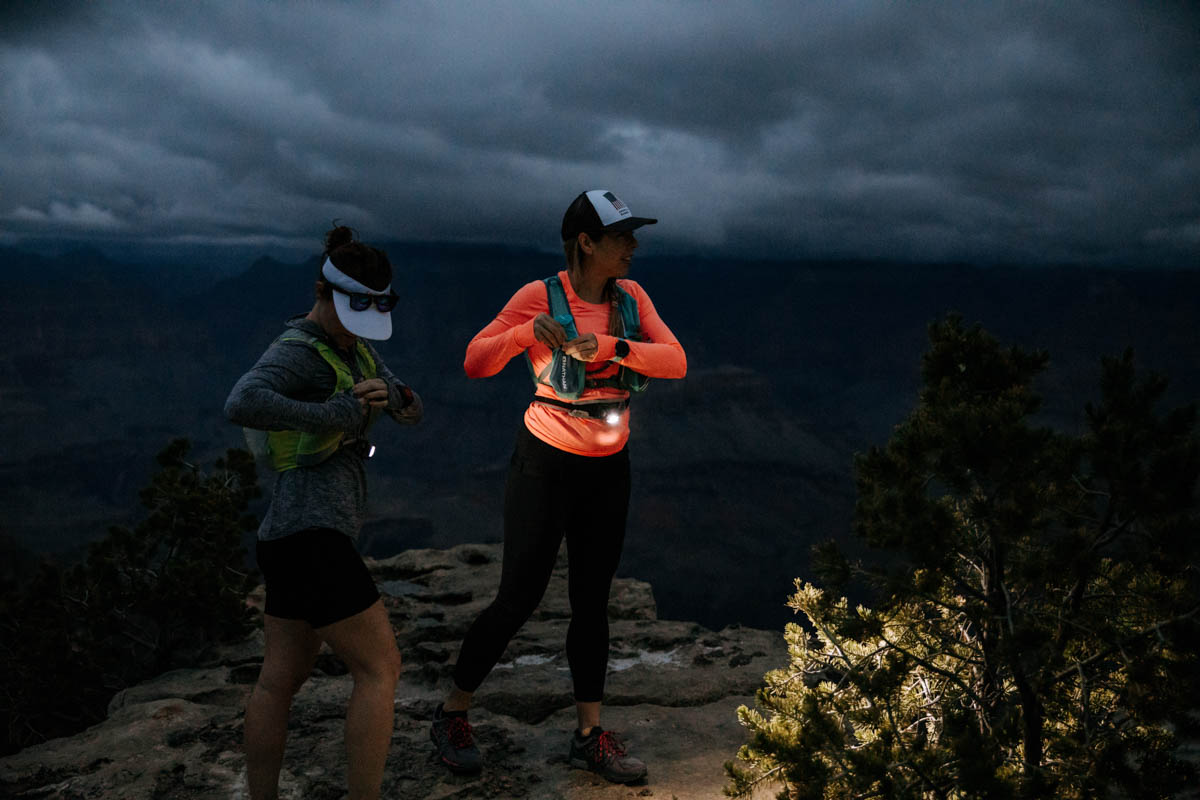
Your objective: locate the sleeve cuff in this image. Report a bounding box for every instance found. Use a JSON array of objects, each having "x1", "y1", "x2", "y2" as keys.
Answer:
[
  {"x1": 388, "y1": 381, "x2": 414, "y2": 410},
  {"x1": 514, "y1": 318, "x2": 539, "y2": 349},
  {"x1": 596, "y1": 334, "x2": 620, "y2": 362}
]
